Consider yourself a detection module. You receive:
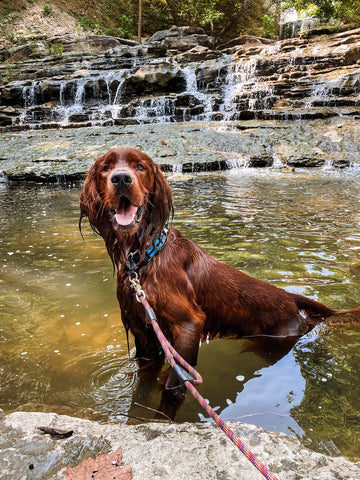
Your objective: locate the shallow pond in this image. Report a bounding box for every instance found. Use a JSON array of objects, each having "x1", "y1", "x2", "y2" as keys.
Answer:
[{"x1": 0, "y1": 168, "x2": 360, "y2": 459}]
